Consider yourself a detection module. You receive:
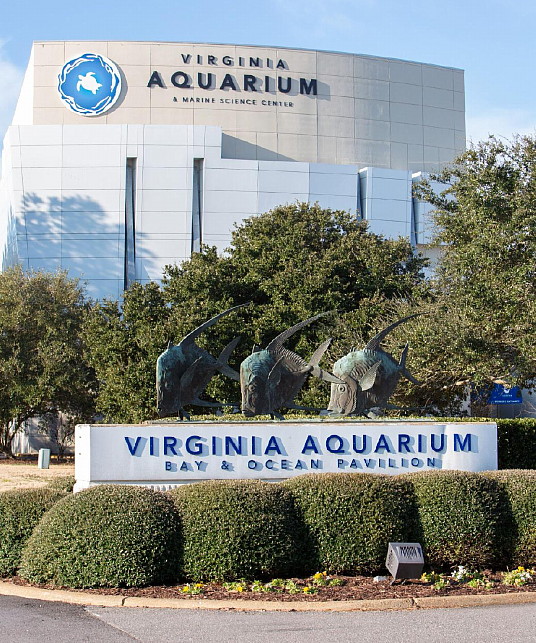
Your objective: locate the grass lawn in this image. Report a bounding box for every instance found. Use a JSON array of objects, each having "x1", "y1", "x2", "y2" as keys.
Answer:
[{"x1": 0, "y1": 460, "x2": 74, "y2": 492}]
